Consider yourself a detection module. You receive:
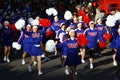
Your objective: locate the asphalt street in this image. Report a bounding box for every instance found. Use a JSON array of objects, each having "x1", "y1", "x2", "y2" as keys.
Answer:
[{"x1": 0, "y1": 48, "x2": 119, "y2": 80}]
